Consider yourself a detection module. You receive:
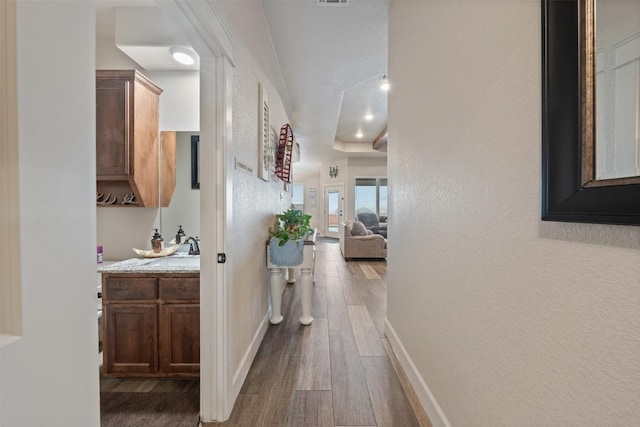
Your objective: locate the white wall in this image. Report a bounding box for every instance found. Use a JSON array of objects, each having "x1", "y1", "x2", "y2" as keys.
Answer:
[
  {"x1": 97, "y1": 208, "x2": 160, "y2": 261},
  {"x1": 215, "y1": 0, "x2": 293, "y2": 402},
  {"x1": 293, "y1": 174, "x2": 321, "y2": 231},
  {"x1": 0, "y1": 2, "x2": 100, "y2": 426},
  {"x1": 96, "y1": 36, "x2": 140, "y2": 69},
  {"x1": 387, "y1": 1, "x2": 640, "y2": 426},
  {"x1": 145, "y1": 71, "x2": 200, "y2": 132}
]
